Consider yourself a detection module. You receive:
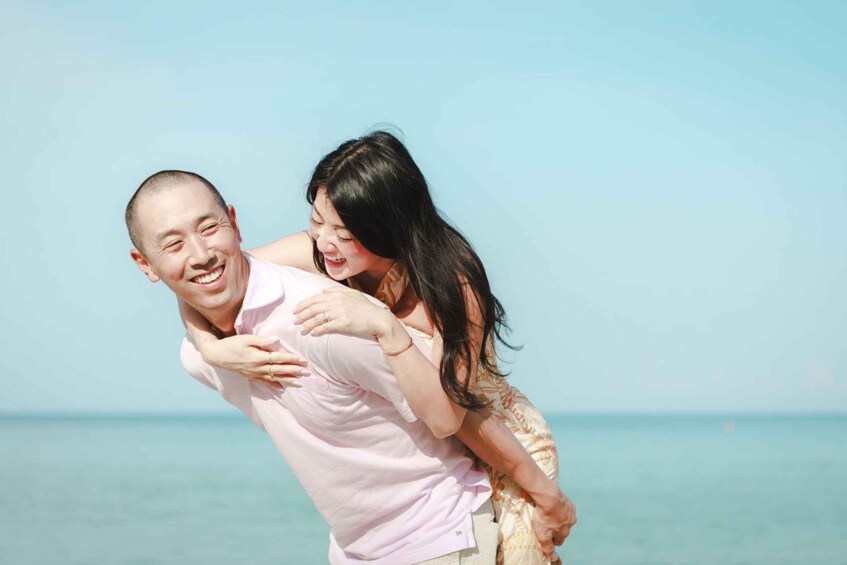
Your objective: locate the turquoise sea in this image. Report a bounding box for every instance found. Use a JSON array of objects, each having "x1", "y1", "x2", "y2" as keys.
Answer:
[{"x1": 1, "y1": 414, "x2": 845, "y2": 564}]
